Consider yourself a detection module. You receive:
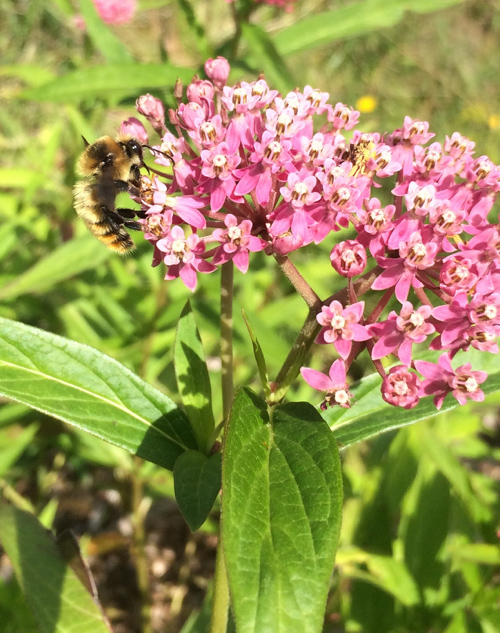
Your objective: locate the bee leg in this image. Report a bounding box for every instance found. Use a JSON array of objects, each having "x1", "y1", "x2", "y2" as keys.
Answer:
[
  {"x1": 103, "y1": 208, "x2": 127, "y2": 225},
  {"x1": 116, "y1": 208, "x2": 138, "y2": 219},
  {"x1": 112, "y1": 179, "x2": 130, "y2": 194},
  {"x1": 123, "y1": 221, "x2": 143, "y2": 231},
  {"x1": 127, "y1": 183, "x2": 142, "y2": 197}
]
